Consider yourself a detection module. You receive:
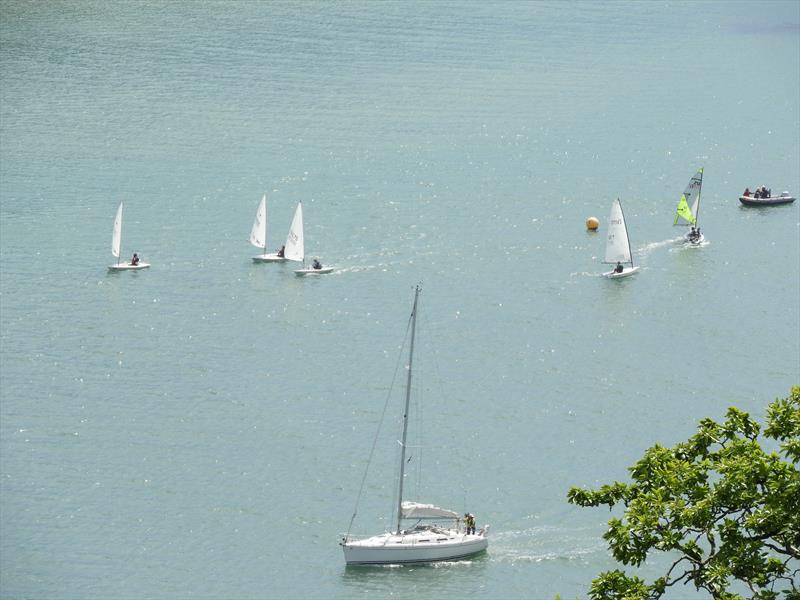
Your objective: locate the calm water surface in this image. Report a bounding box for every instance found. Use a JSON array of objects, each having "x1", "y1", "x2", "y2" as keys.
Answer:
[{"x1": 1, "y1": 1, "x2": 798, "y2": 598}]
